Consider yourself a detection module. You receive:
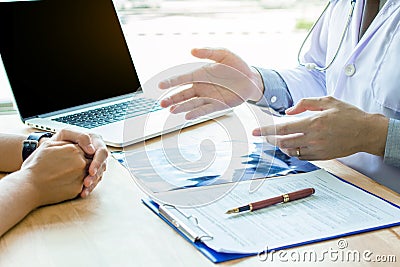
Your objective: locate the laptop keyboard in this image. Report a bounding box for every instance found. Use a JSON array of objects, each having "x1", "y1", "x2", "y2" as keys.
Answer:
[{"x1": 53, "y1": 97, "x2": 162, "y2": 129}]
